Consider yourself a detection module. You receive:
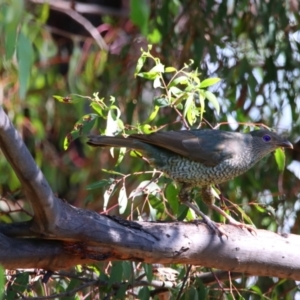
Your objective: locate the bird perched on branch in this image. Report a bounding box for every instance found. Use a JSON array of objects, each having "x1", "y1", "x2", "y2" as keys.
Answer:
[{"x1": 87, "y1": 129, "x2": 293, "y2": 236}]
